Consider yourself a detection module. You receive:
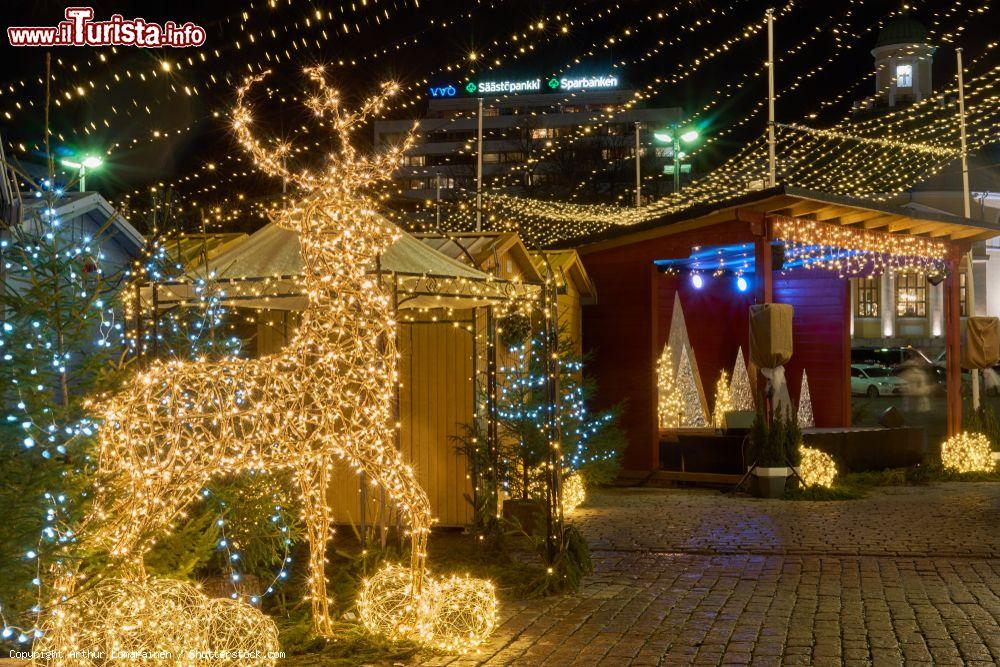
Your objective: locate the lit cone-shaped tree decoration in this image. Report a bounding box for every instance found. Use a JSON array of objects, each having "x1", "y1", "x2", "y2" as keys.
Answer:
[
  {"x1": 39, "y1": 67, "x2": 498, "y2": 658},
  {"x1": 713, "y1": 370, "x2": 733, "y2": 428},
  {"x1": 731, "y1": 347, "x2": 753, "y2": 411},
  {"x1": 657, "y1": 344, "x2": 683, "y2": 428},
  {"x1": 677, "y1": 347, "x2": 707, "y2": 427},
  {"x1": 666, "y1": 293, "x2": 708, "y2": 416},
  {"x1": 797, "y1": 370, "x2": 815, "y2": 429}
]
